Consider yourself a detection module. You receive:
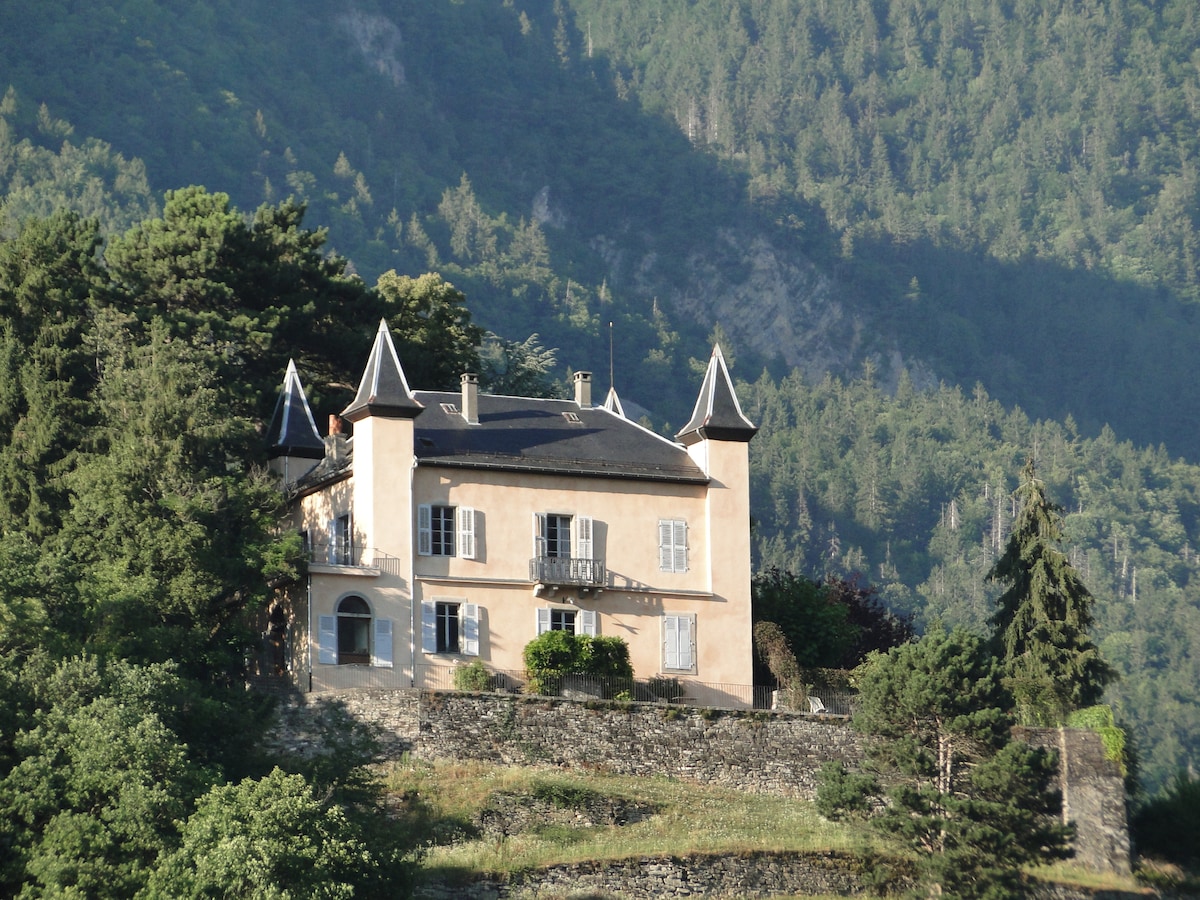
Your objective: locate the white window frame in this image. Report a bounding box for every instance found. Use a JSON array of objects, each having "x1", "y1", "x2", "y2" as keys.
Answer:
[
  {"x1": 662, "y1": 613, "x2": 696, "y2": 674},
  {"x1": 658, "y1": 519, "x2": 688, "y2": 573},
  {"x1": 421, "y1": 599, "x2": 480, "y2": 656},
  {"x1": 533, "y1": 513, "x2": 593, "y2": 559},
  {"x1": 419, "y1": 505, "x2": 476, "y2": 559},
  {"x1": 536, "y1": 607, "x2": 597, "y2": 636}
]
